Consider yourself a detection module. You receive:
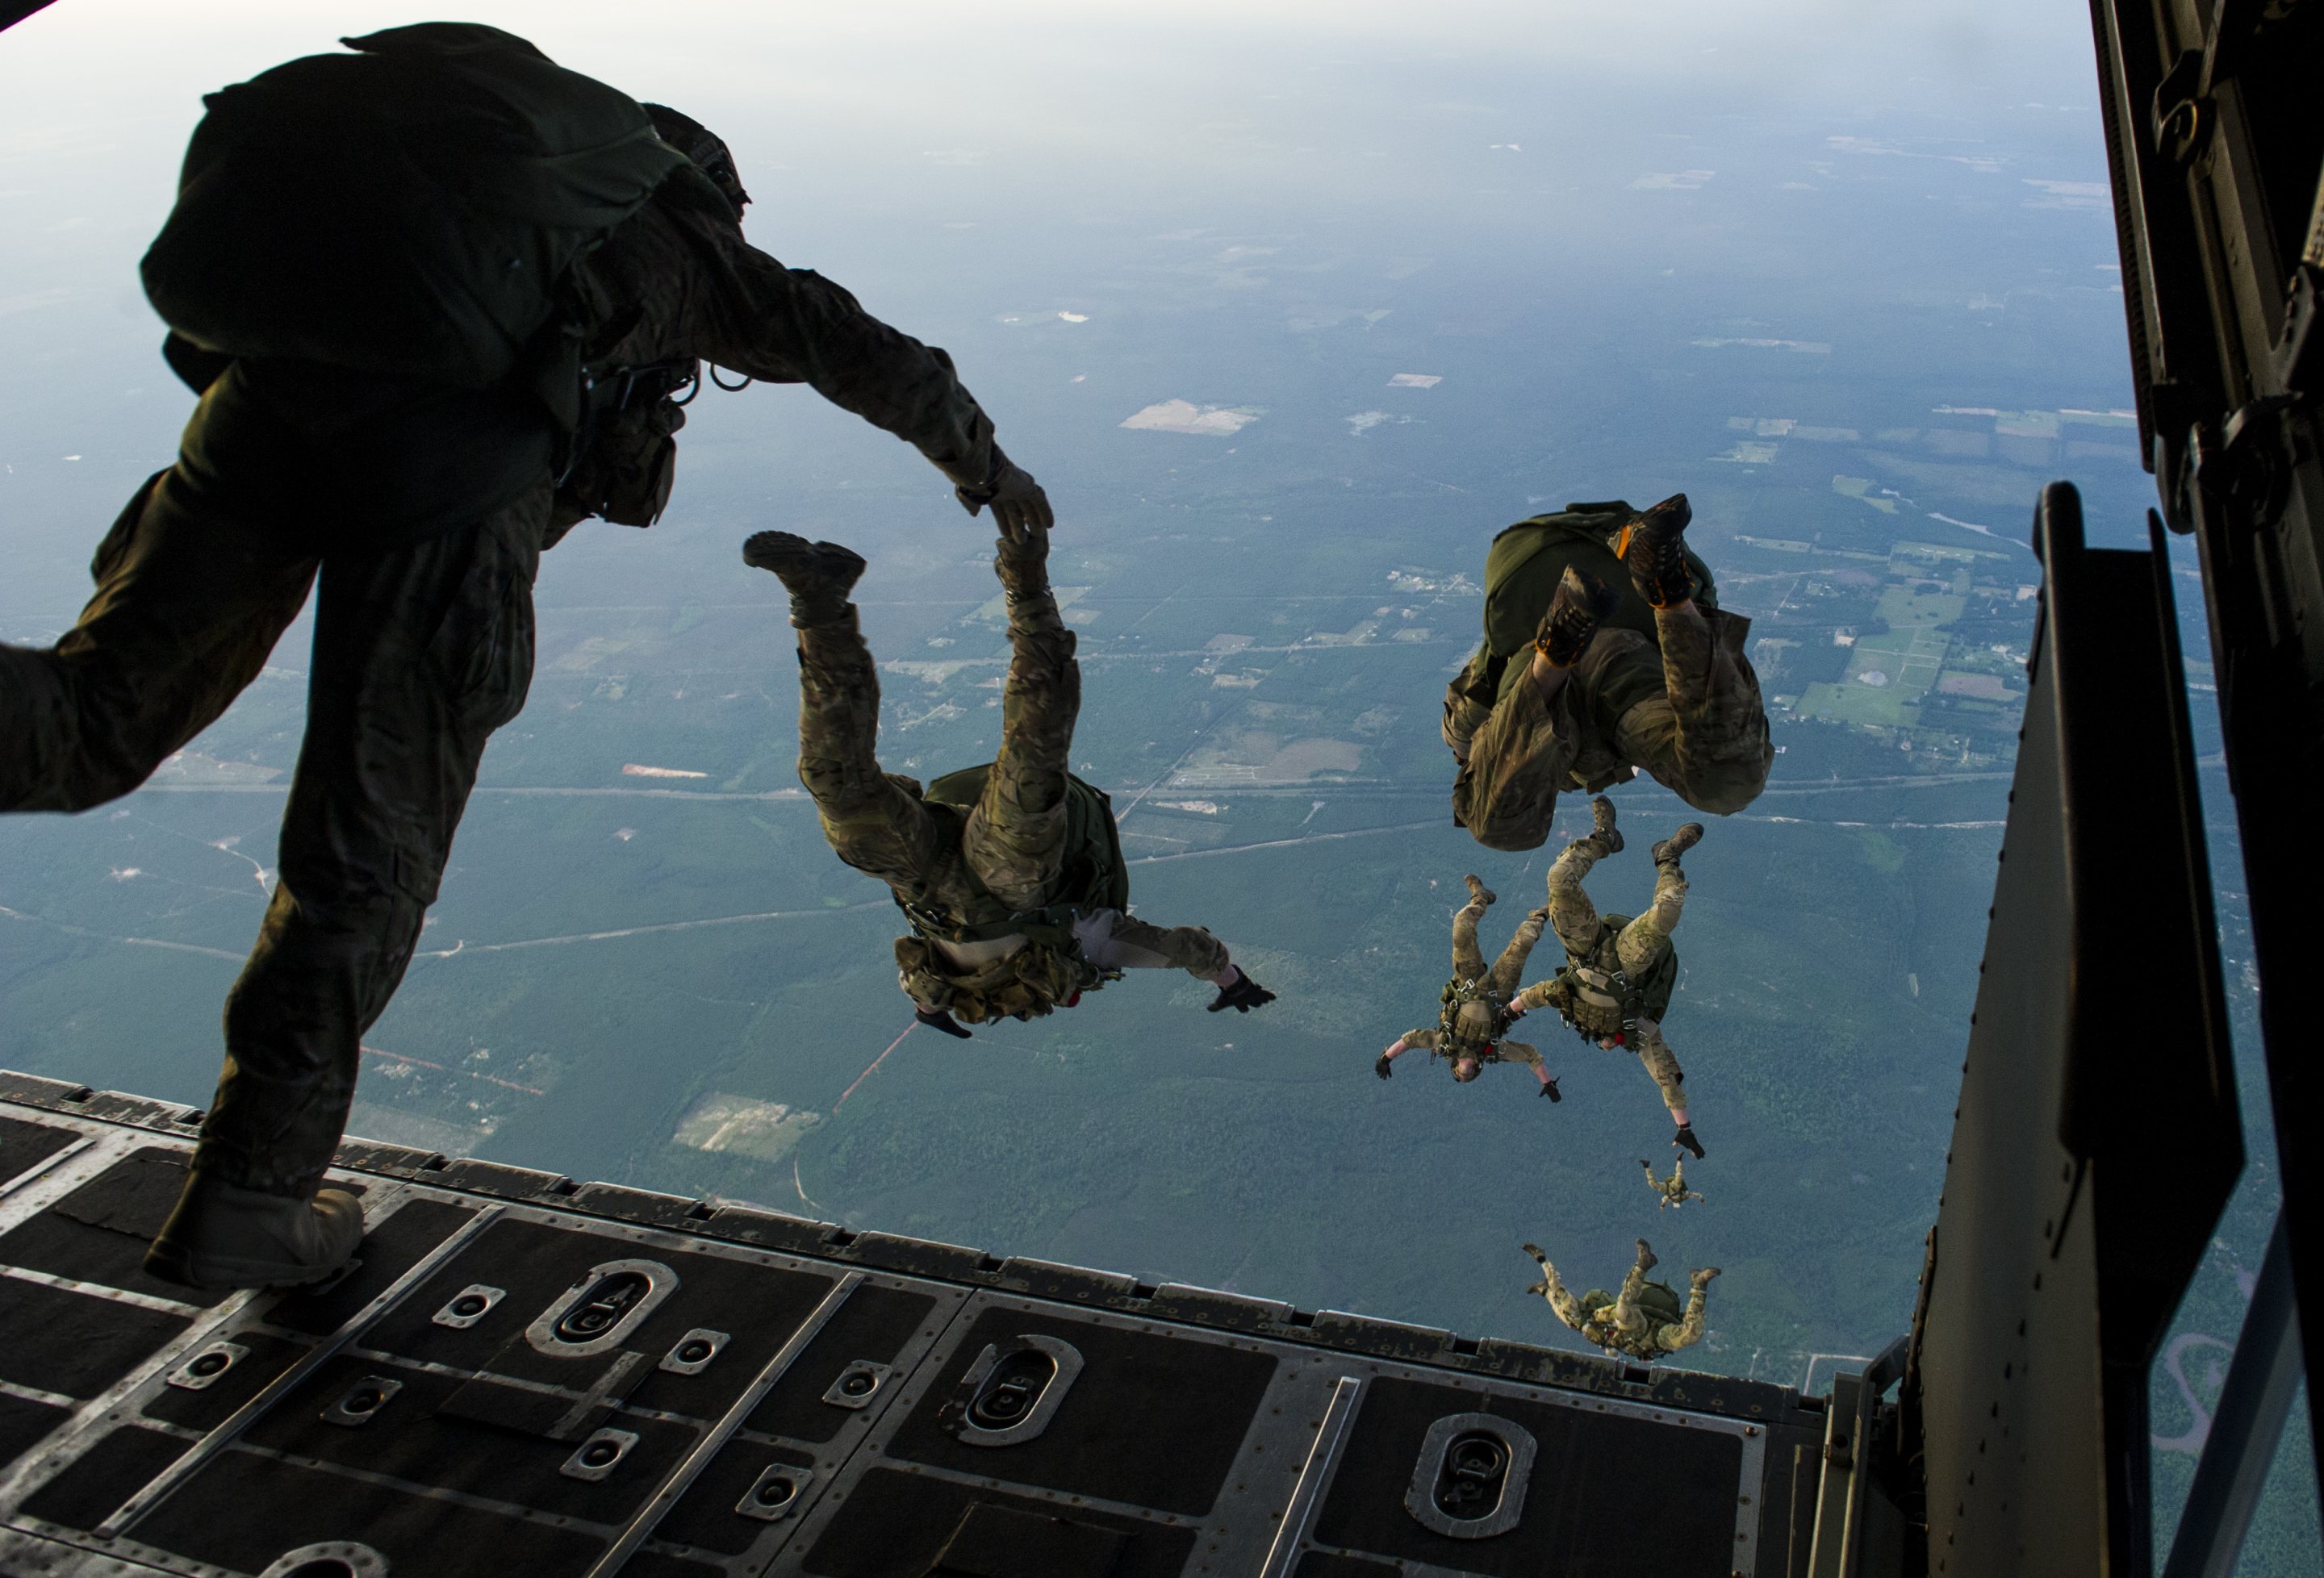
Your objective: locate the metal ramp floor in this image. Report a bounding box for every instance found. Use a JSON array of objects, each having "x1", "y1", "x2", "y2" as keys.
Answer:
[{"x1": 0, "y1": 1071, "x2": 1827, "y2": 1577}]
